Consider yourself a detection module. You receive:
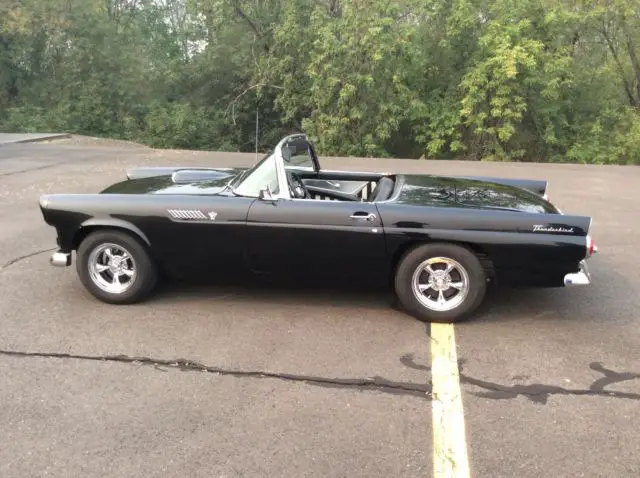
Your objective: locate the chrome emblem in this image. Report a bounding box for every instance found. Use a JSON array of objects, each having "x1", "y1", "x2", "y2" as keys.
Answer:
[
  {"x1": 533, "y1": 225, "x2": 575, "y2": 233},
  {"x1": 208, "y1": 211, "x2": 218, "y2": 220}
]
